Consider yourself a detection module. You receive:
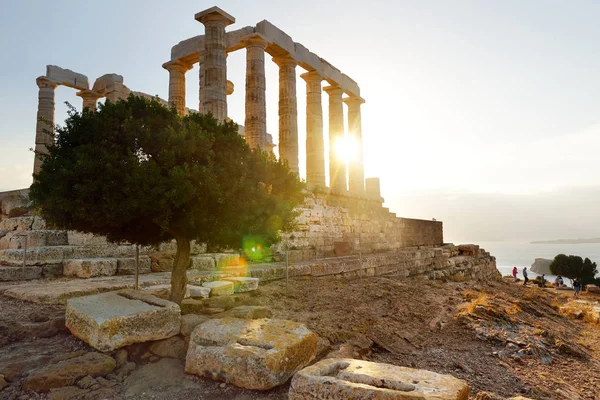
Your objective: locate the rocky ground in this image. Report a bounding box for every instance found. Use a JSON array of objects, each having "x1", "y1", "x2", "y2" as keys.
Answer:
[{"x1": 1, "y1": 276, "x2": 599, "y2": 400}]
